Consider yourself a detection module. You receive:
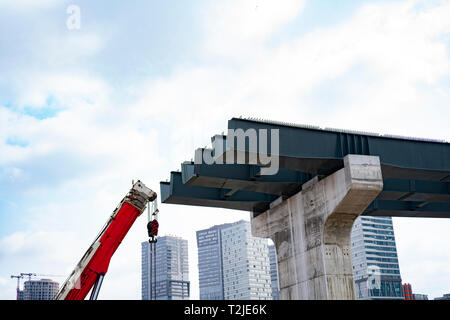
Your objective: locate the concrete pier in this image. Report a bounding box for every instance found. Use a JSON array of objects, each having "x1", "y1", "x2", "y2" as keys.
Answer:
[{"x1": 251, "y1": 155, "x2": 383, "y2": 300}]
